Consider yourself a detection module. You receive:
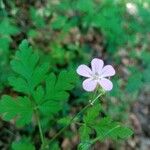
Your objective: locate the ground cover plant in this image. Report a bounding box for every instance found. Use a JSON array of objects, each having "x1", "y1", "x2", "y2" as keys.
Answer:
[
  {"x1": 0, "y1": 0, "x2": 150, "y2": 150},
  {"x1": 0, "y1": 40, "x2": 133, "y2": 149}
]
